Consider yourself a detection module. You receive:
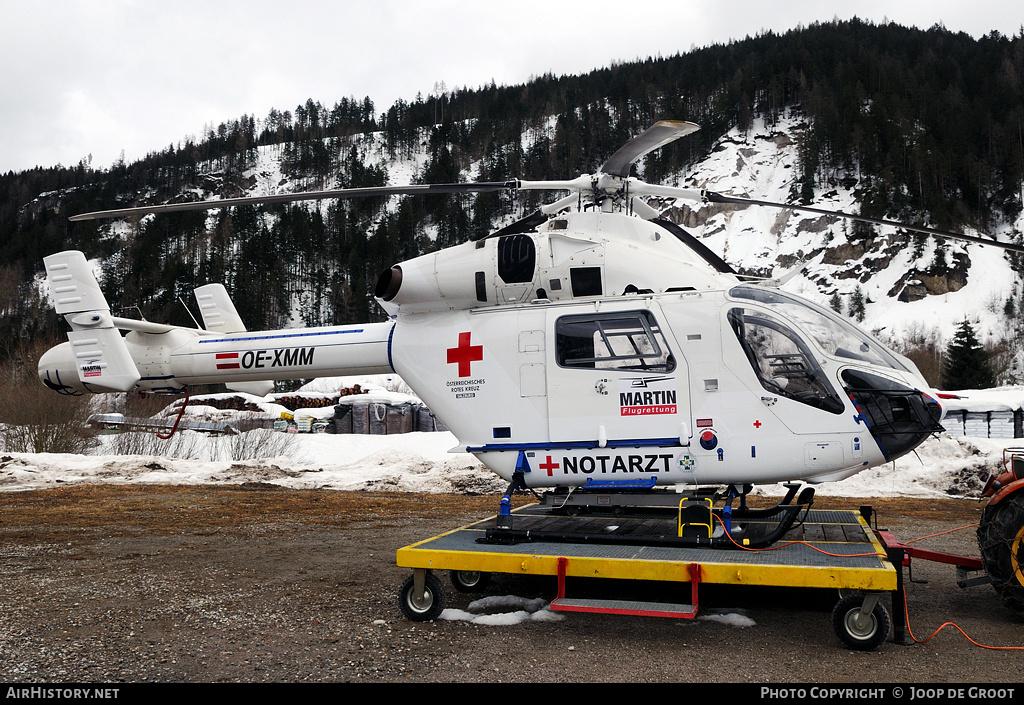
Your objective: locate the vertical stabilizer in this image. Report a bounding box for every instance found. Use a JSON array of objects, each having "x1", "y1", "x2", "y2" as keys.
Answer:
[
  {"x1": 43, "y1": 251, "x2": 141, "y2": 393},
  {"x1": 194, "y1": 283, "x2": 247, "y2": 333}
]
